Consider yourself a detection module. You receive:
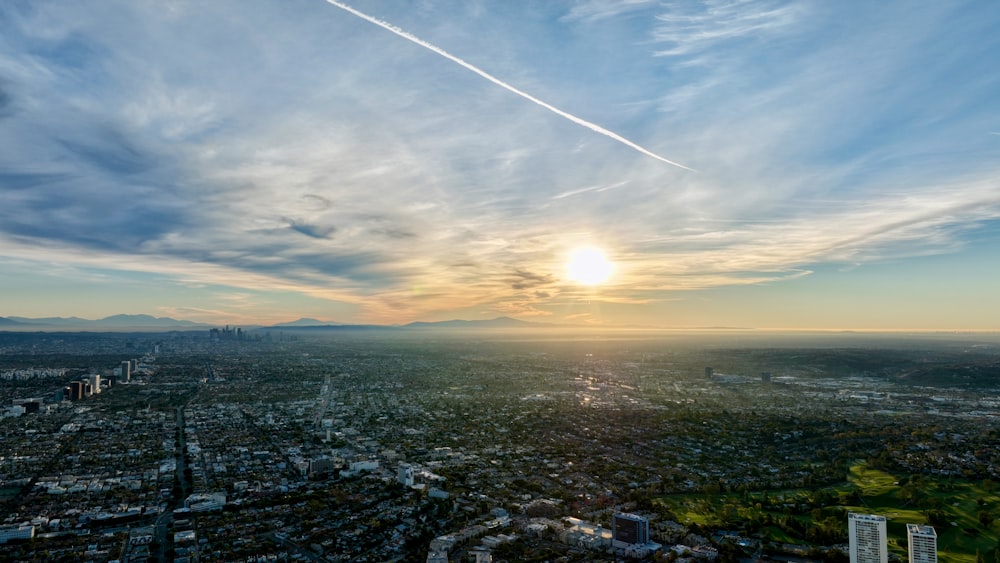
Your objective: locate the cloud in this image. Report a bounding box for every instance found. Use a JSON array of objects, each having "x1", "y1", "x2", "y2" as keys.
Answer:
[
  {"x1": 301, "y1": 194, "x2": 333, "y2": 210},
  {"x1": 58, "y1": 130, "x2": 155, "y2": 176},
  {"x1": 371, "y1": 228, "x2": 417, "y2": 239},
  {"x1": 510, "y1": 268, "x2": 555, "y2": 290},
  {"x1": 0, "y1": 84, "x2": 12, "y2": 117},
  {"x1": 0, "y1": 0, "x2": 998, "y2": 326},
  {"x1": 651, "y1": 0, "x2": 803, "y2": 60},
  {"x1": 492, "y1": 300, "x2": 554, "y2": 317},
  {"x1": 560, "y1": 0, "x2": 656, "y2": 23},
  {"x1": 288, "y1": 221, "x2": 337, "y2": 240},
  {"x1": 0, "y1": 172, "x2": 69, "y2": 190}
]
